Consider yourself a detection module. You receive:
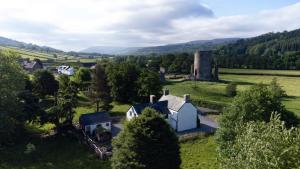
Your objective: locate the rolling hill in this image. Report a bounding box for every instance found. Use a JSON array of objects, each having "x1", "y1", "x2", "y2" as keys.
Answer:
[
  {"x1": 80, "y1": 38, "x2": 239, "y2": 55},
  {"x1": 0, "y1": 36, "x2": 63, "y2": 53}
]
